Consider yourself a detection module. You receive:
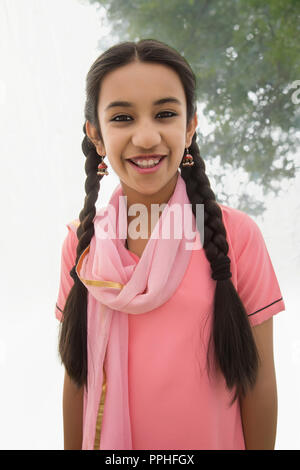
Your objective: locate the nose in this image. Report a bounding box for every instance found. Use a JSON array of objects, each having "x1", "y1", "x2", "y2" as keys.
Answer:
[{"x1": 131, "y1": 121, "x2": 162, "y2": 149}]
